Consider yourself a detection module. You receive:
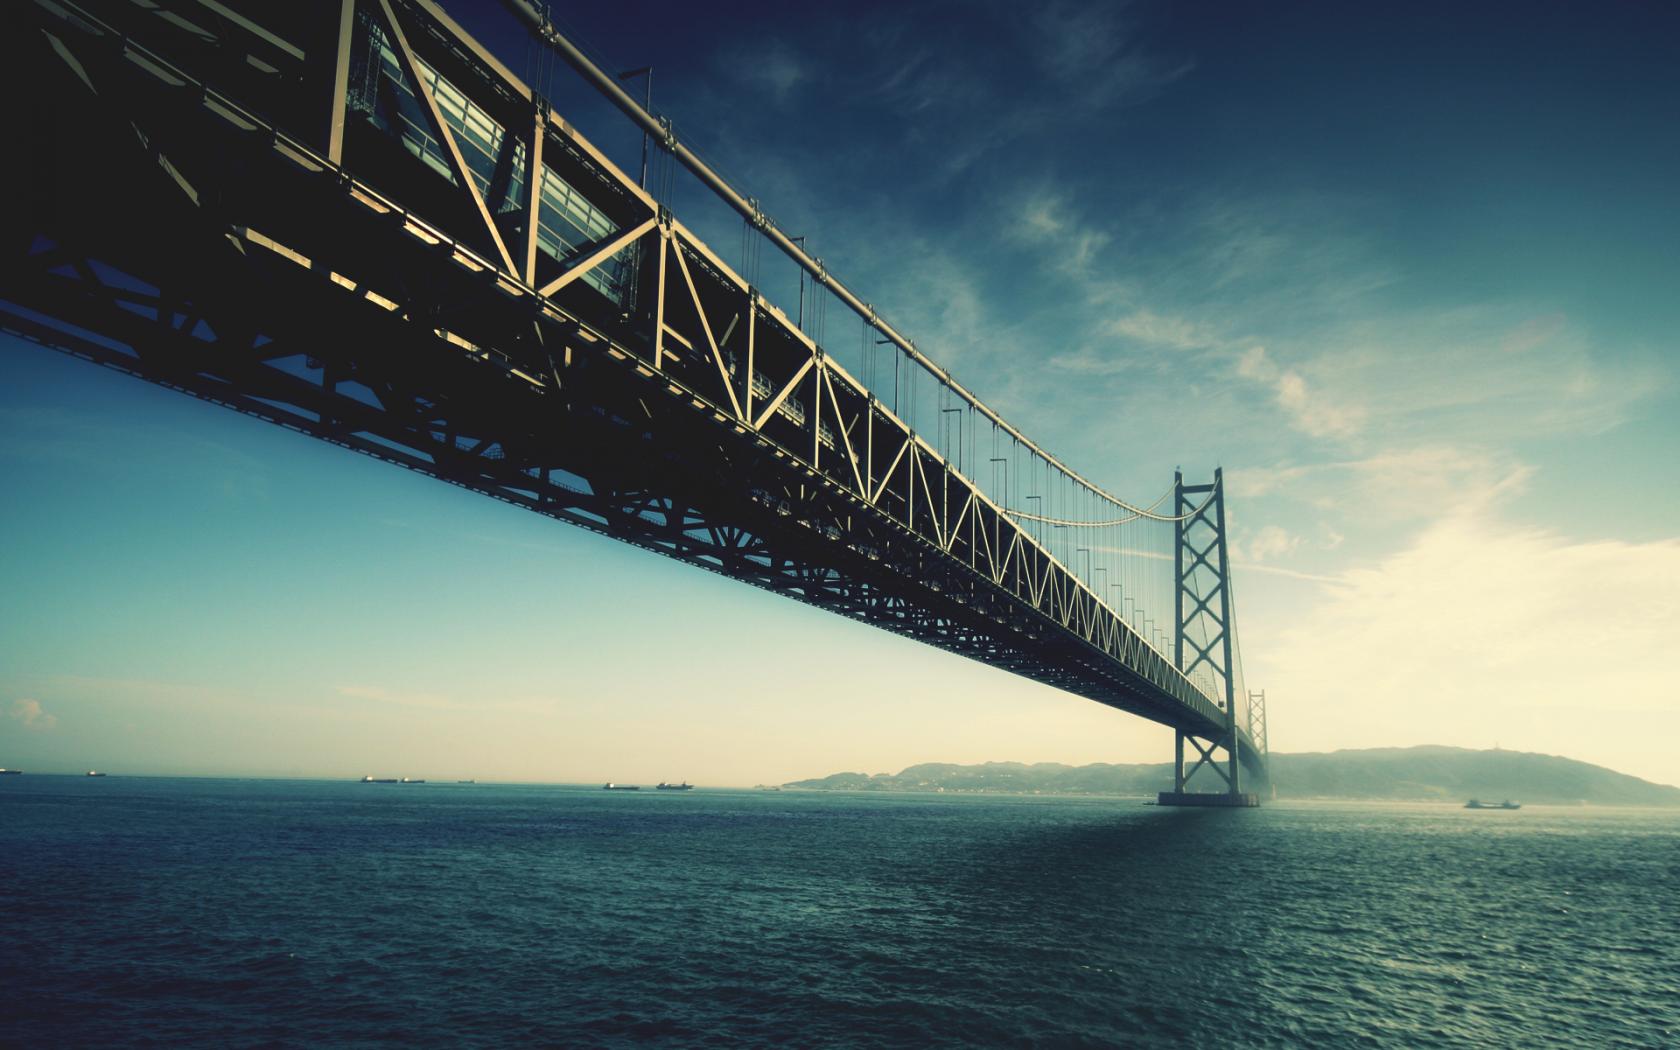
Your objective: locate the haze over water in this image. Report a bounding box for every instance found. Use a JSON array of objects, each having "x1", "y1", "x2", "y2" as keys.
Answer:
[{"x1": 2, "y1": 777, "x2": 1674, "y2": 1047}]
